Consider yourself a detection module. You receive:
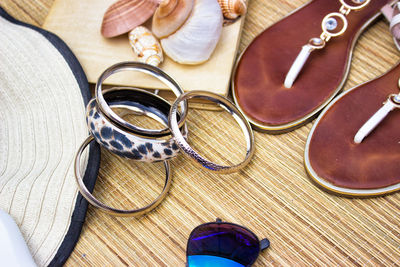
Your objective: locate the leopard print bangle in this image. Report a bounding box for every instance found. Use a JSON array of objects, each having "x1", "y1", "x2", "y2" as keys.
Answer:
[{"x1": 86, "y1": 88, "x2": 187, "y2": 162}]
